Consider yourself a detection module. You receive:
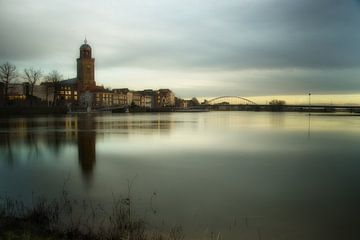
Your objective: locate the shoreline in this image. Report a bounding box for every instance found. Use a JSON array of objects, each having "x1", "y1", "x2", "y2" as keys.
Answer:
[
  {"x1": 0, "y1": 191, "x2": 181, "y2": 240},
  {"x1": 0, "y1": 106, "x2": 67, "y2": 116},
  {"x1": 1, "y1": 105, "x2": 360, "y2": 116}
]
